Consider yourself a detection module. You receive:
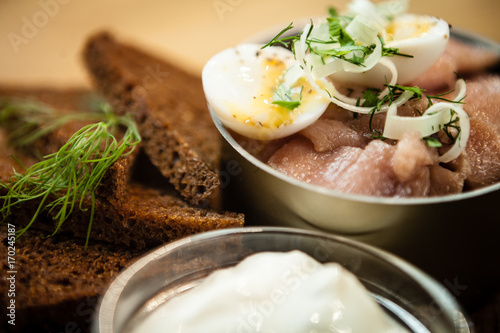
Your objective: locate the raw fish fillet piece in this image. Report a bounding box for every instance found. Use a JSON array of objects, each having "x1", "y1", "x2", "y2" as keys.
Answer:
[
  {"x1": 300, "y1": 119, "x2": 366, "y2": 152},
  {"x1": 242, "y1": 41, "x2": 500, "y2": 197},
  {"x1": 267, "y1": 137, "x2": 363, "y2": 187},
  {"x1": 334, "y1": 138, "x2": 411, "y2": 197},
  {"x1": 412, "y1": 38, "x2": 500, "y2": 91},
  {"x1": 449, "y1": 38, "x2": 500, "y2": 74},
  {"x1": 464, "y1": 75, "x2": 500, "y2": 131},
  {"x1": 460, "y1": 75, "x2": 500, "y2": 188},
  {"x1": 430, "y1": 154, "x2": 471, "y2": 195},
  {"x1": 466, "y1": 118, "x2": 500, "y2": 188},
  {"x1": 267, "y1": 132, "x2": 463, "y2": 197},
  {"x1": 411, "y1": 55, "x2": 457, "y2": 91},
  {"x1": 231, "y1": 131, "x2": 293, "y2": 163}
]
